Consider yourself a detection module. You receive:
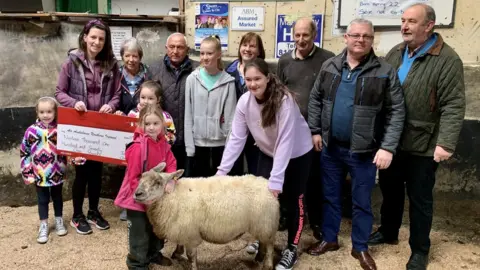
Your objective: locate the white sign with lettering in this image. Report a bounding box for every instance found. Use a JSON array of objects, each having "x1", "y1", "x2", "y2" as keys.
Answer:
[
  {"x1": 110, "y1": 26, "x2": 133, "y2": 60},
  {"x1": 231, "y1": 7, "x2": 265, "y2": 31},
  {"x1": 57, "y1": 124, "x2": 133, "y2": 161},
  {"x1": 357, "y1": 0, "x2": 430, "y2": 17}
]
